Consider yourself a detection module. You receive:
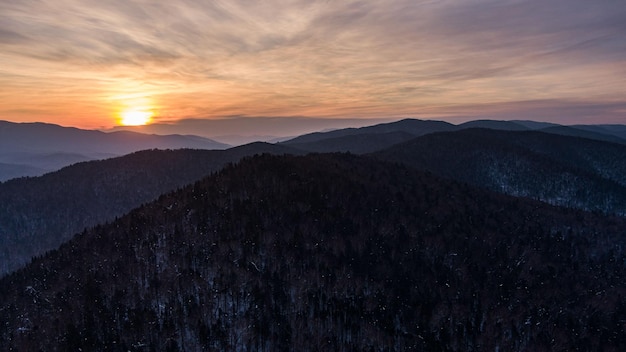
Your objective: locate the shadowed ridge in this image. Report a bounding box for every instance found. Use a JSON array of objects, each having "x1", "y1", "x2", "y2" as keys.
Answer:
[
  {"x1": 373, "y1": 128, "x2": 626, "y2": 214},
  {"x1": 458, "y1": 119, "x2": 528, "y2": 131},
  {"x1": 0, "y1": 144, "x2": 300, "y2": 276},
  {"x1": 283, "y1": 118, "x2": 455, "y2": 145},
  {"x1": 540, "y1": 125, "x2": 626, "y2": 144}
]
